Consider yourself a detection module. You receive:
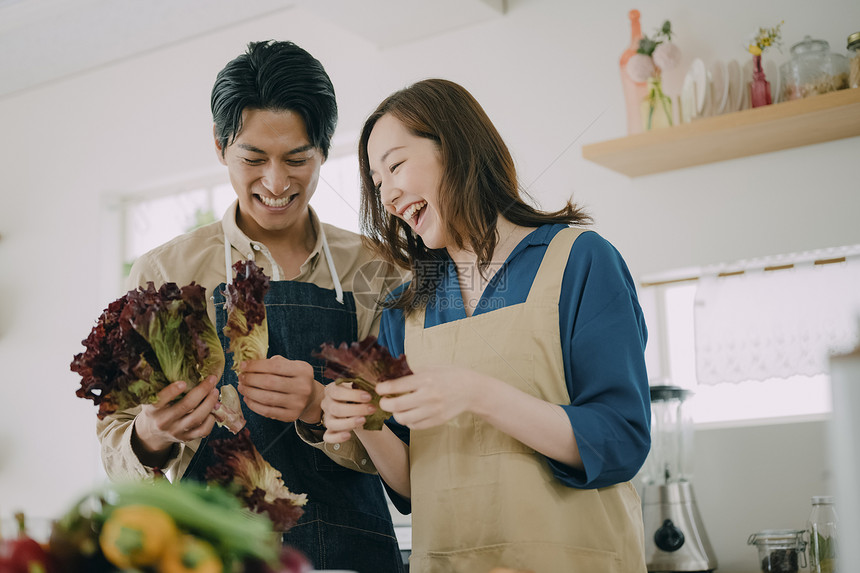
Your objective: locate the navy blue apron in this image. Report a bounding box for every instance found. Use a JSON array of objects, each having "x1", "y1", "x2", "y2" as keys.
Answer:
[{"x1": 183, "y1": 246, "x2": 403, "y2": 573}]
